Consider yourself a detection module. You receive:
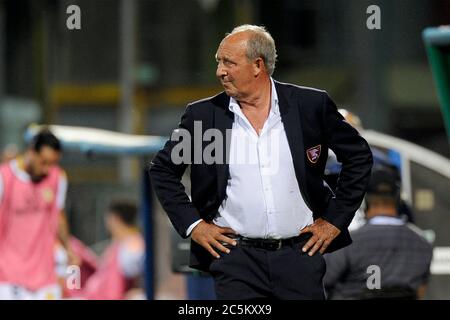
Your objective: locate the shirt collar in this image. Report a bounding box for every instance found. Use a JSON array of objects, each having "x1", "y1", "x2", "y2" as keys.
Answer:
[
  {"x1": 228, "y1": 78, "x2": 279, "y2": 116},
  {"x1": 368, "y1": 216, "x2": 405, "y2": 226},
  {"x1": 10, "y1": 158, "x2": 31, "y2": 183}
]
